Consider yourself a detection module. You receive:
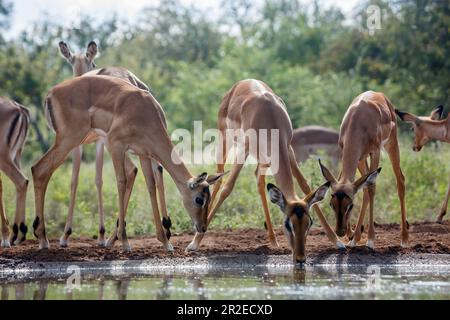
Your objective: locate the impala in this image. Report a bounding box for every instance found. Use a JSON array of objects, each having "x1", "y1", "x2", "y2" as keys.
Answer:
[
  {"x1": 0, "y1": 97, "x2": 30, "y2": 247},
  {"x1": 319, "y1": 91, "x2": 409, "y2": 248},
  {"x1": 185, "y1": 79, "x2": 345, "y2": 263},
  {"x1": 395, "y1": 105, "x2": 448, "y2": 223},
  {"x1": 31, "y1": 75, "x2": 225, "y2": 251},
  {"x1": 291, "y1": 125, "x2": 341, "y2": 165},
  {"x1": 58, "y1": 41, "x2": 170, "y2": 247}
]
